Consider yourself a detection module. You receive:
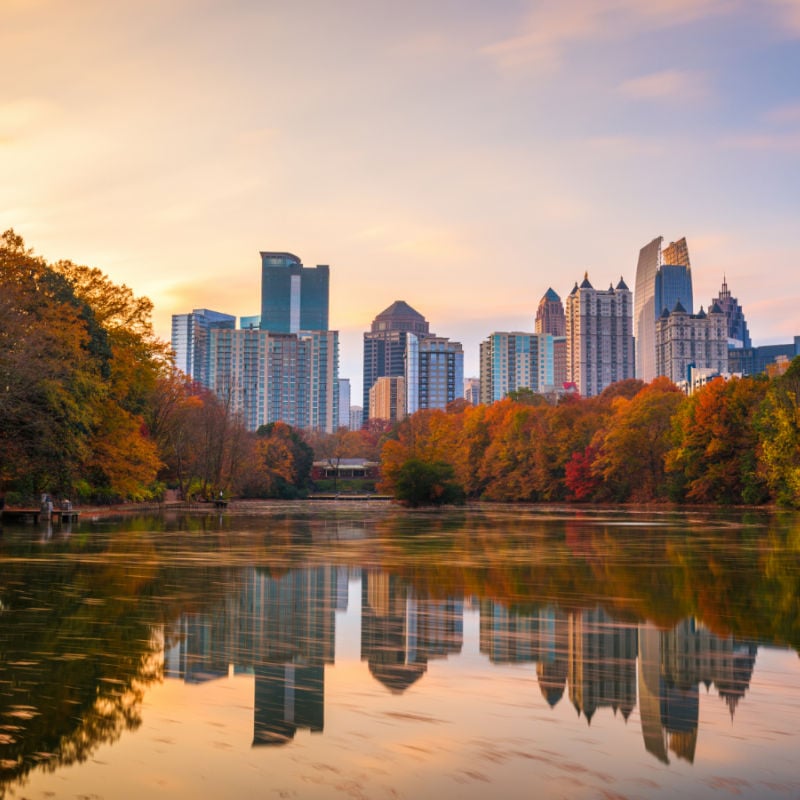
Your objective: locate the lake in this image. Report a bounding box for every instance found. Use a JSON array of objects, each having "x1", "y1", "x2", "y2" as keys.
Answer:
[{"x1": 1, "y1": 502, "x2": 798, "y2": 799}]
